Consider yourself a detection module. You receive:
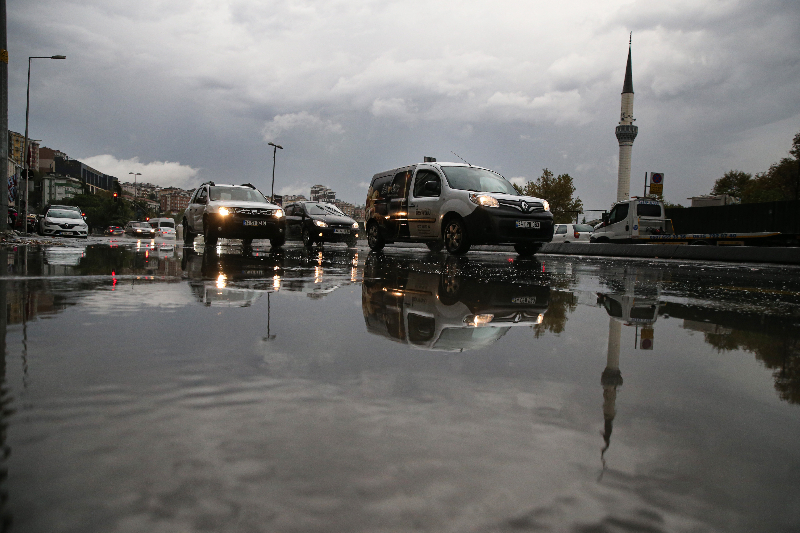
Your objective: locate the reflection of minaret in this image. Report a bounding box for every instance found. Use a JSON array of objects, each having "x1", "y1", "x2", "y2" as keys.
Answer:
[
  {"x1": 615, "y1": 35, "x2": 638, "y2": 203},
  {"x1": 600, "y1": 319, "x2": 623, "y2": 479}
]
